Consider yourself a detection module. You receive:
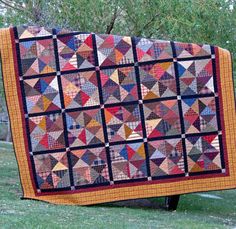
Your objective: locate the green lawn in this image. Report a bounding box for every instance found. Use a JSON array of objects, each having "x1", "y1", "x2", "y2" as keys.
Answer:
[{"x1": 0, "y1": 143, "x2": 236, "y2": 229}]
